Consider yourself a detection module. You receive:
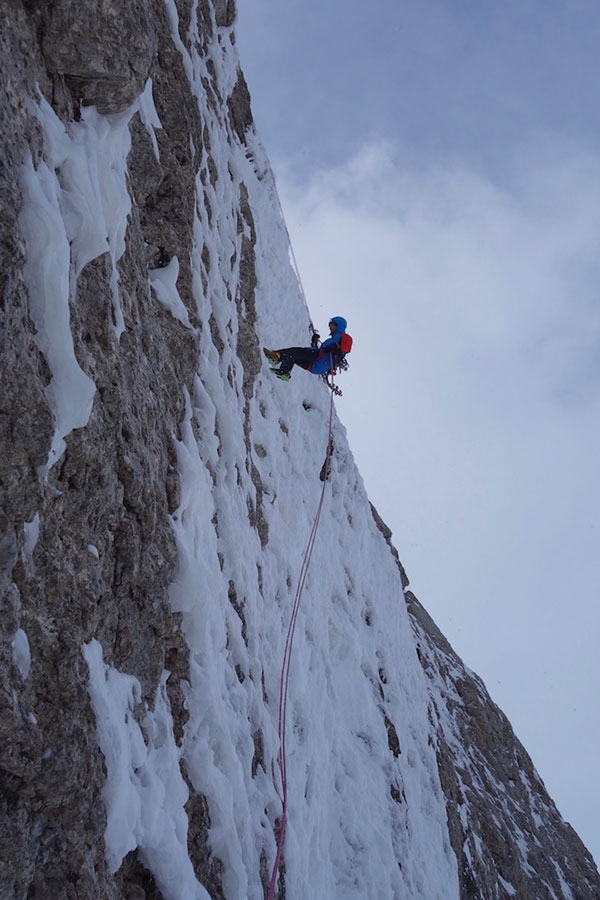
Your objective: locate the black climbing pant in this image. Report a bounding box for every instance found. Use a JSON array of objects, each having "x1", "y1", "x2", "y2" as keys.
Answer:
[{"x1": 276, "y1": 346, "x2": 321, "y2": 375}]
